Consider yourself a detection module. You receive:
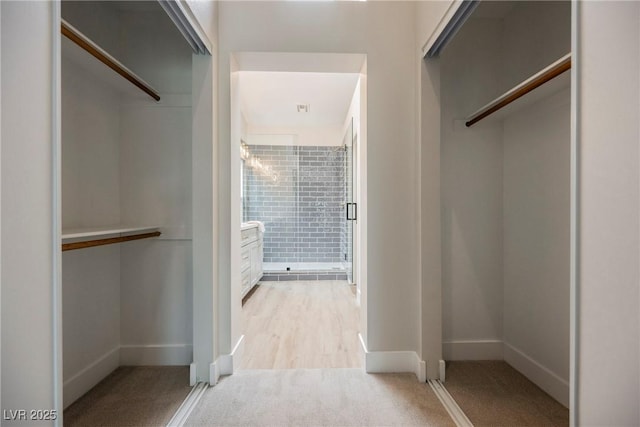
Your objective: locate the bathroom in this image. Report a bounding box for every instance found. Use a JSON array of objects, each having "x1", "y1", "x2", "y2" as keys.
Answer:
[{"x1": 236, "y1": 66, "x2": 364, "y2": 369}]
